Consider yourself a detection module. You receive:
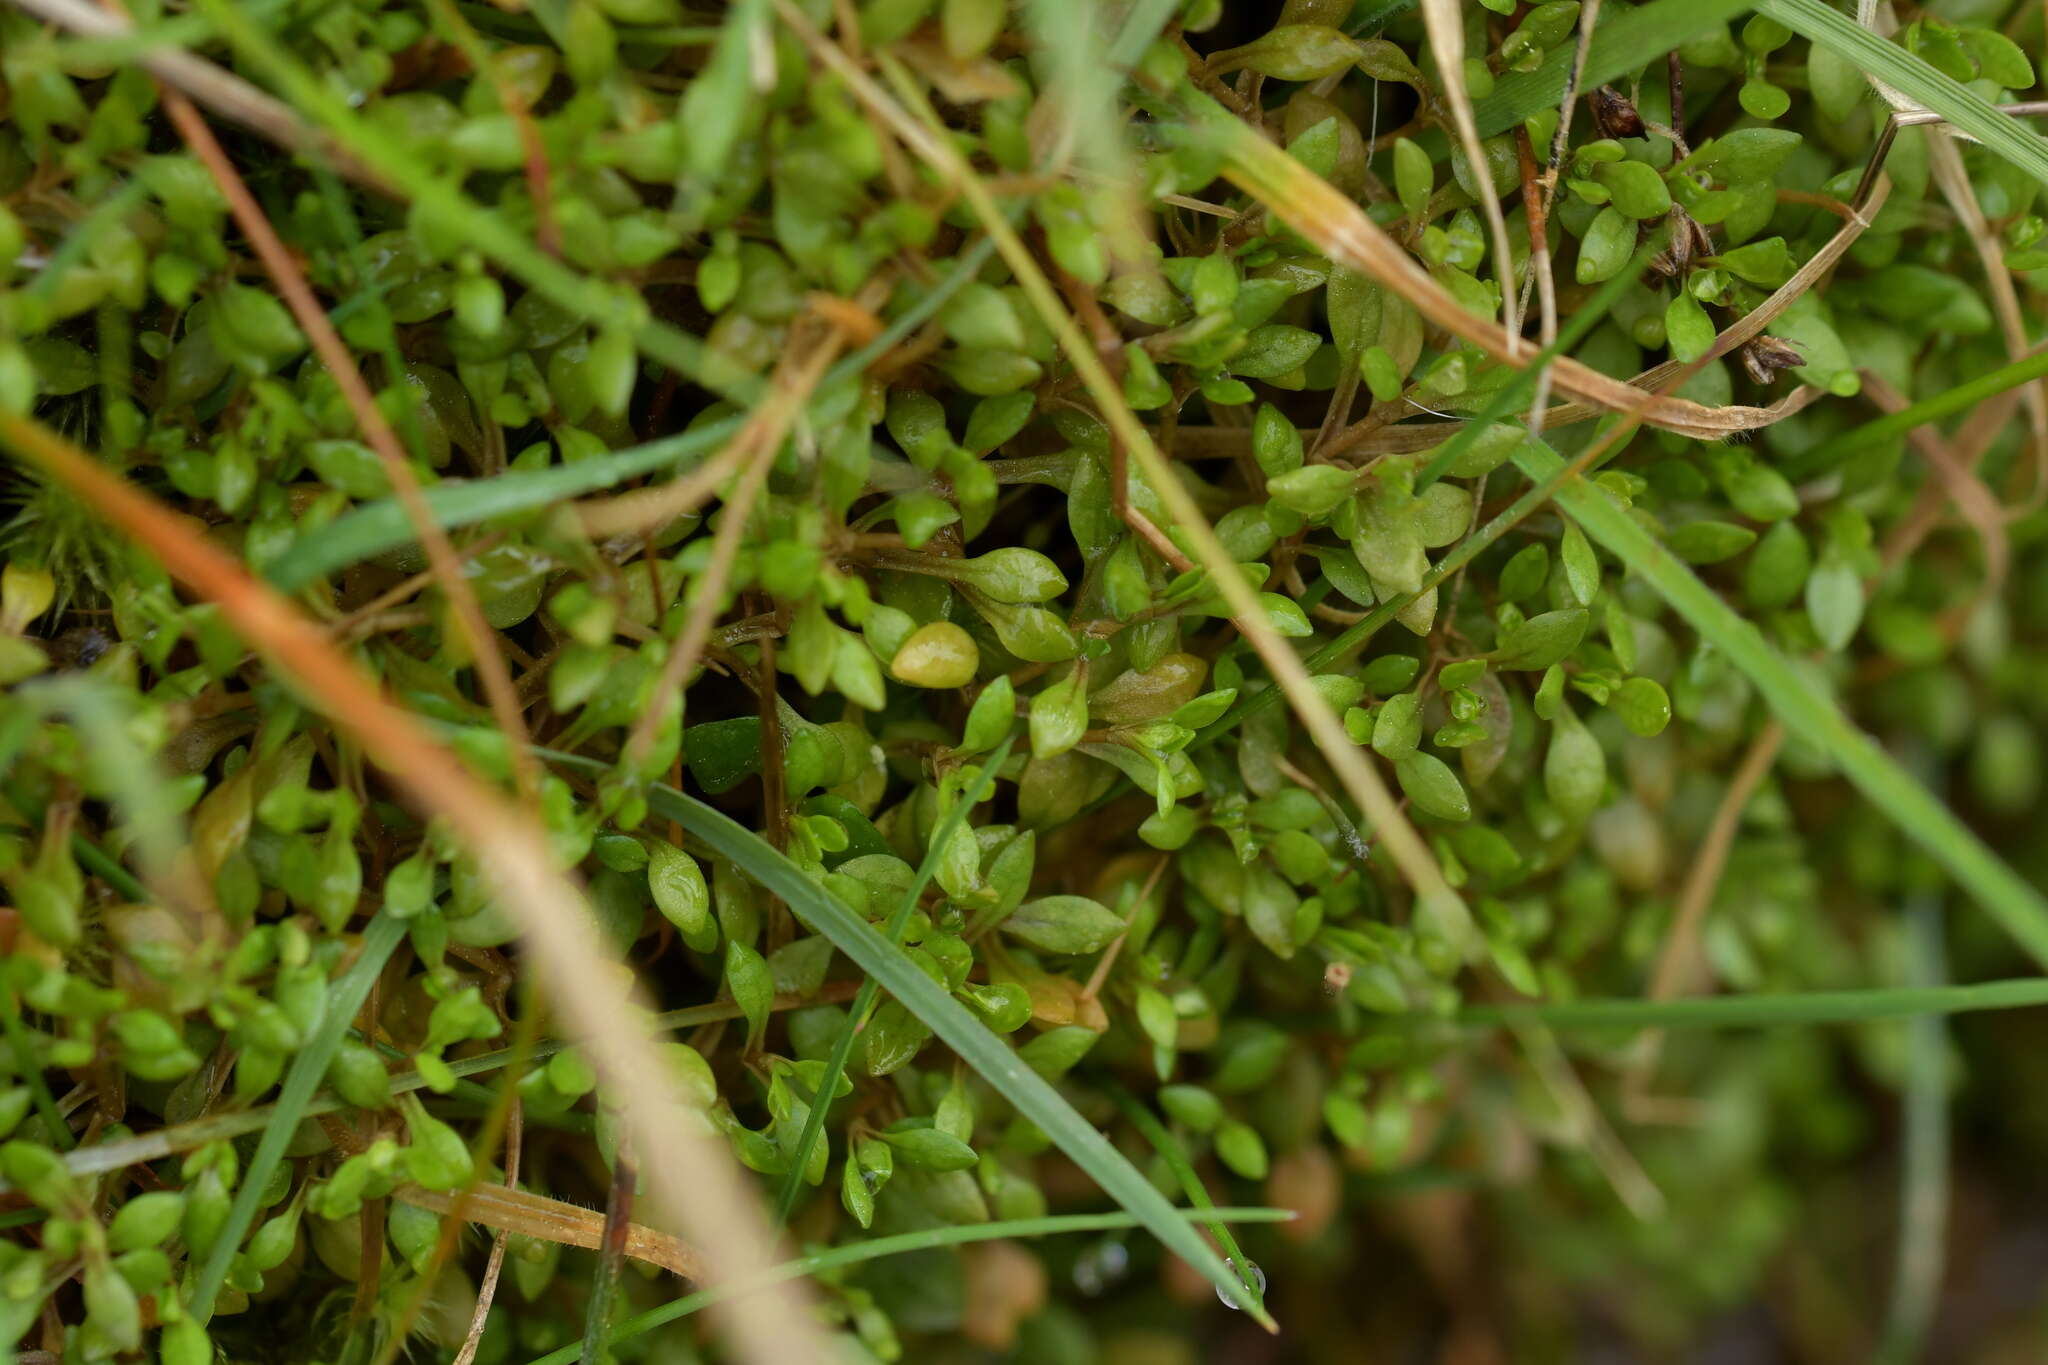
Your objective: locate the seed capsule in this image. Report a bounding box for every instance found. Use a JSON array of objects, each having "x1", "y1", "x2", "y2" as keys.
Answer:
[{"x1": 890, "y1": 622, "x2": 980, "y2": 689}]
